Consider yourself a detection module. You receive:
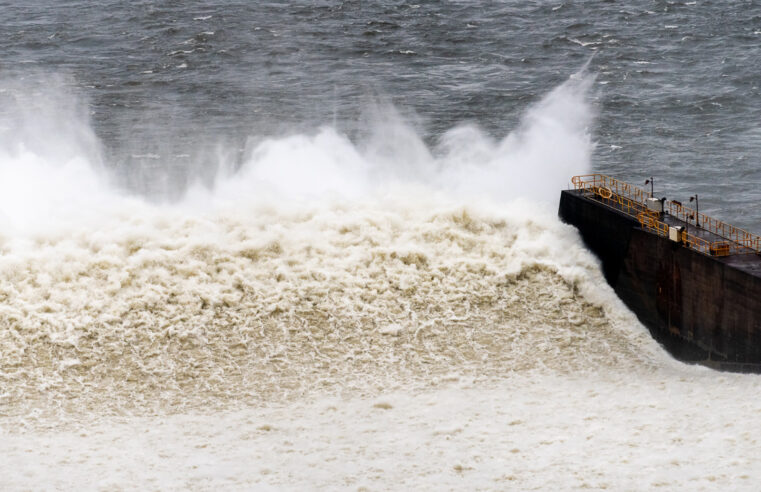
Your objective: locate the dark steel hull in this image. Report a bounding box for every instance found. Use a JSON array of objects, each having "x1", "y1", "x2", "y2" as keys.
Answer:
[{"x1": 559, "y1": 189, "x2": 761, "y2": 372}]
